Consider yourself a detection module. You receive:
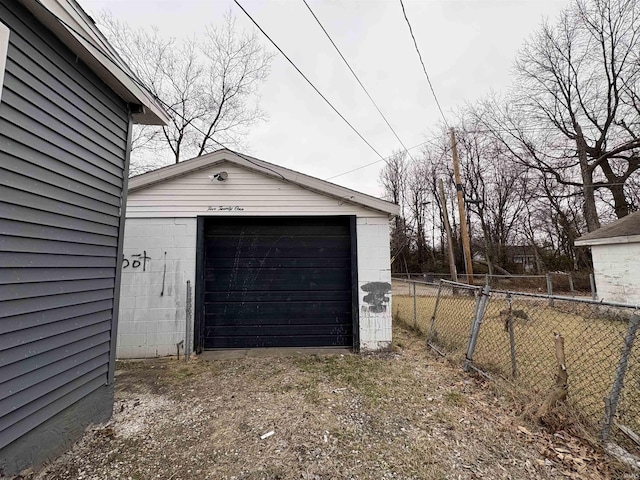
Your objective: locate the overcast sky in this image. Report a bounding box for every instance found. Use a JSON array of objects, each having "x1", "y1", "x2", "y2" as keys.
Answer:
[{"x1": 84, "y1": 0, "x2": 570, "y2": 198}]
